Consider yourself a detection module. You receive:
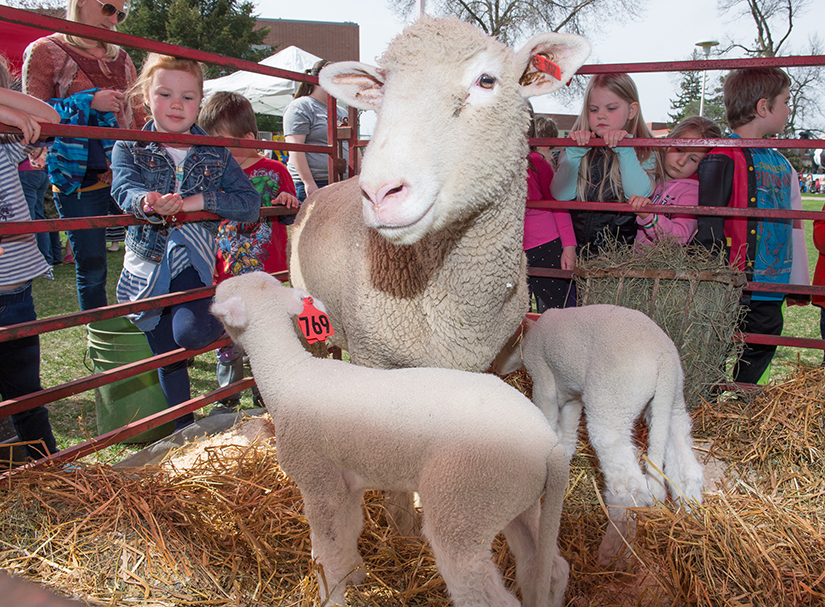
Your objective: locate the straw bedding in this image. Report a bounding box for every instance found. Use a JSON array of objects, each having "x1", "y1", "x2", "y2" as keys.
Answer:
[{"x1": 1, "y1": 365, "x2": 823, "y2": 606}]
